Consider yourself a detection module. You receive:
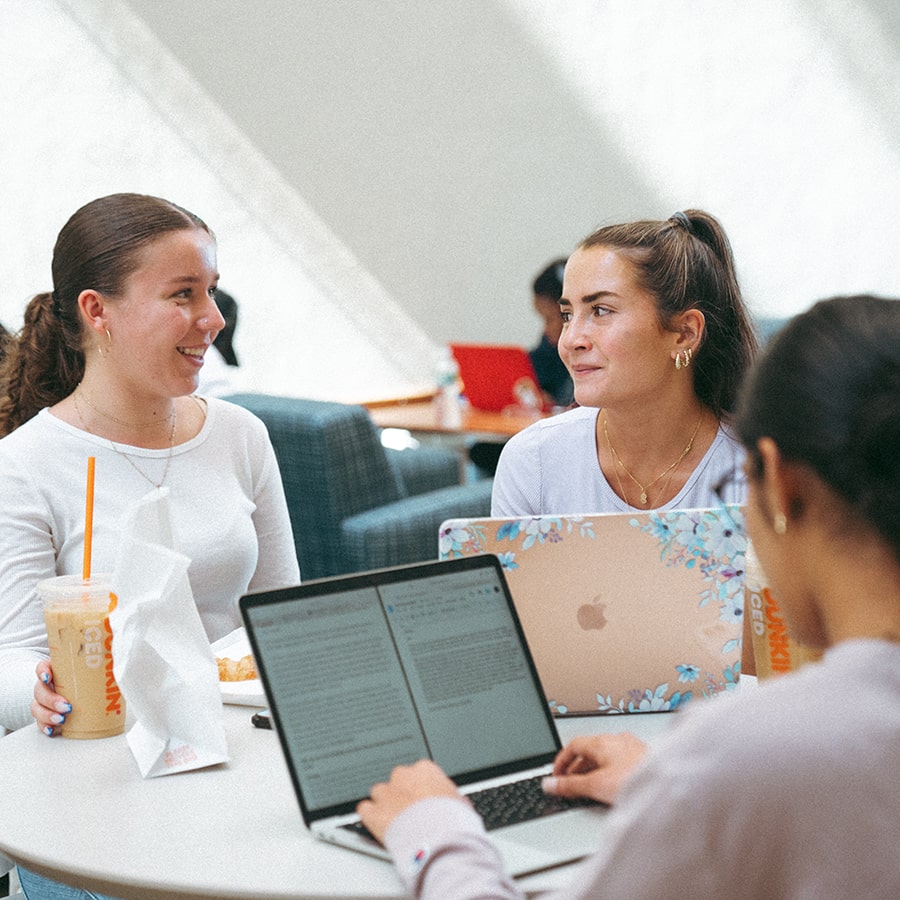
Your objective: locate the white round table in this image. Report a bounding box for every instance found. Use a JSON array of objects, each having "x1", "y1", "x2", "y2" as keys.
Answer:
[{"x1": 0, "y1": 704, "x2": 677, "y2": 899}]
